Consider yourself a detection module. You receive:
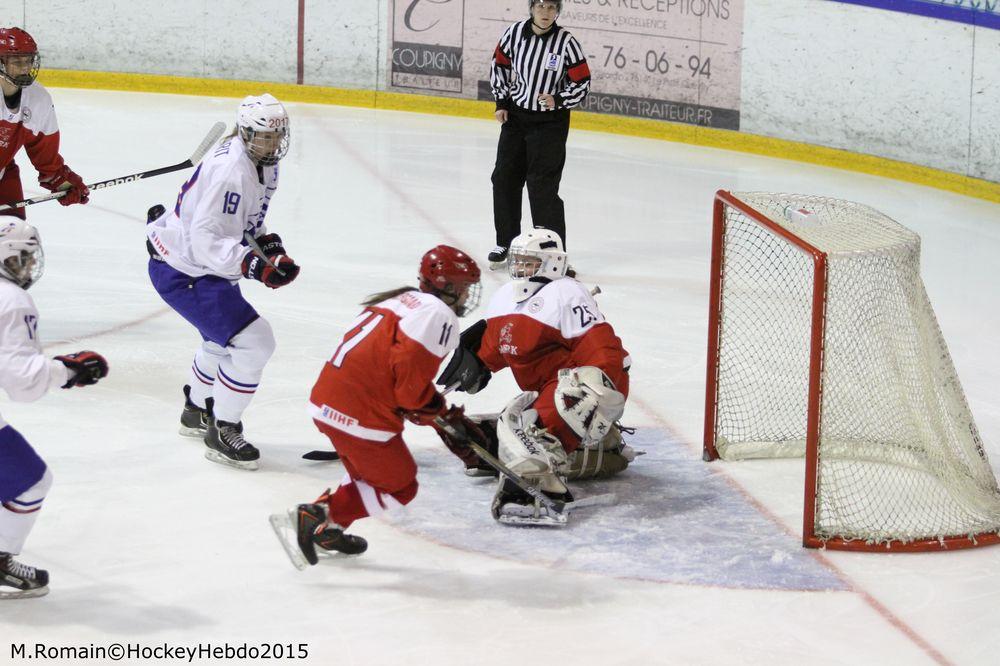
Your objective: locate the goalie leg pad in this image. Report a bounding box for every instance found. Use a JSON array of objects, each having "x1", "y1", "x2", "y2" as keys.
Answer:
[
  {"x1": 496, "y1": 392, "x2": 568, "y2": 494},
  {"x1": 565, "y1": 425, "x2": 631, "y2": 480}
]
